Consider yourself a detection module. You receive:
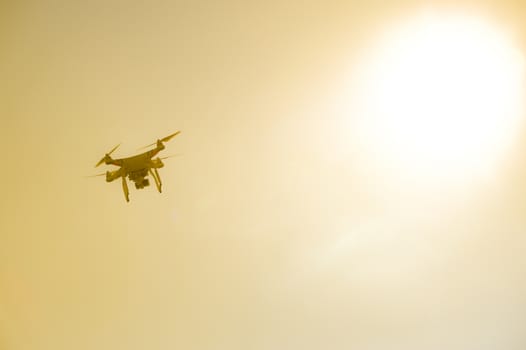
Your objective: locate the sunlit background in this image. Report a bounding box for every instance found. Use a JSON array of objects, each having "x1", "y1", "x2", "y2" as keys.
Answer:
[{"x1": 2, "y1": 1, "x2": 526, "y2": 349}]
